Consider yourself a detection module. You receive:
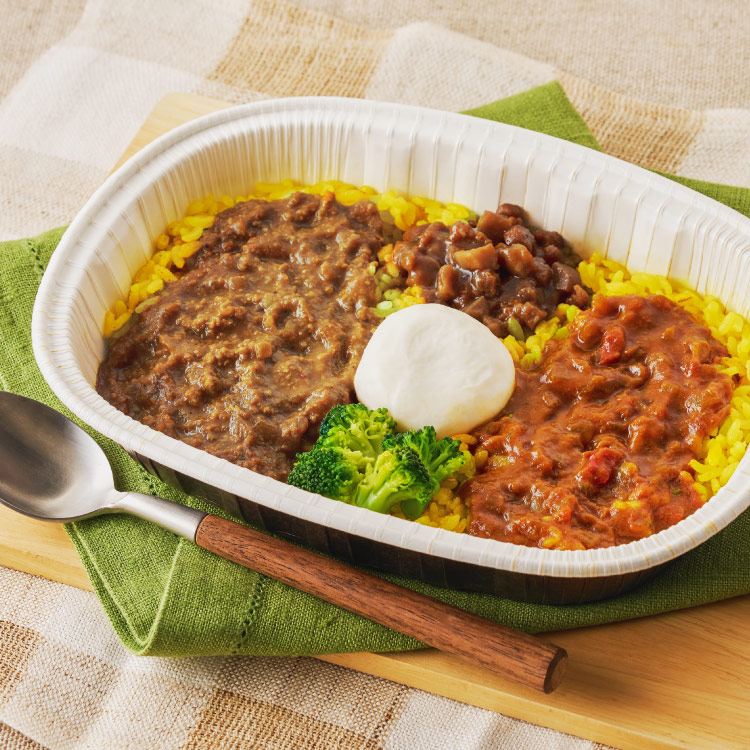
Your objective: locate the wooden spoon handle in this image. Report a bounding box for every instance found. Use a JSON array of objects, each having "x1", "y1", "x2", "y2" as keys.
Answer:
[{"x1": 195, "y1": 514, "x2": 567, "y2": 693}]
